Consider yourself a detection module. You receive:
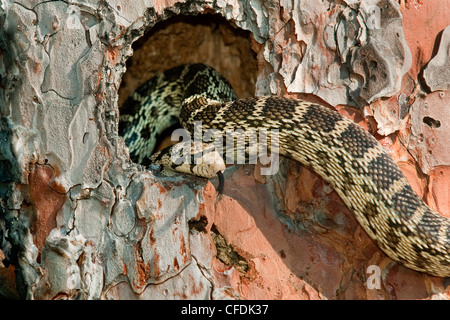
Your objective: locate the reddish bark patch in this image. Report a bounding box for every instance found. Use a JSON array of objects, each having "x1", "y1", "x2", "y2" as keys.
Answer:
[{"x1": 28, "y1": 164, "x2": 66, "y2": 252}]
